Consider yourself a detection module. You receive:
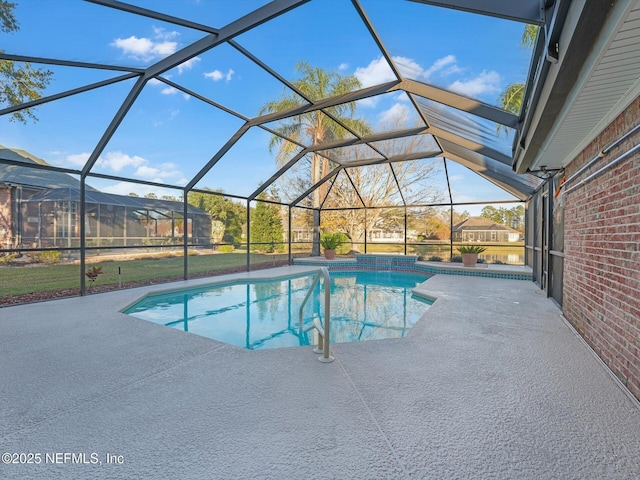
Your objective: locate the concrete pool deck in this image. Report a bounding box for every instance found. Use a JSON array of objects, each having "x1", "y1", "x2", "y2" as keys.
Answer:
[{"x1": 1, "y1": 266, "x2": 639, "y2": 479}]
